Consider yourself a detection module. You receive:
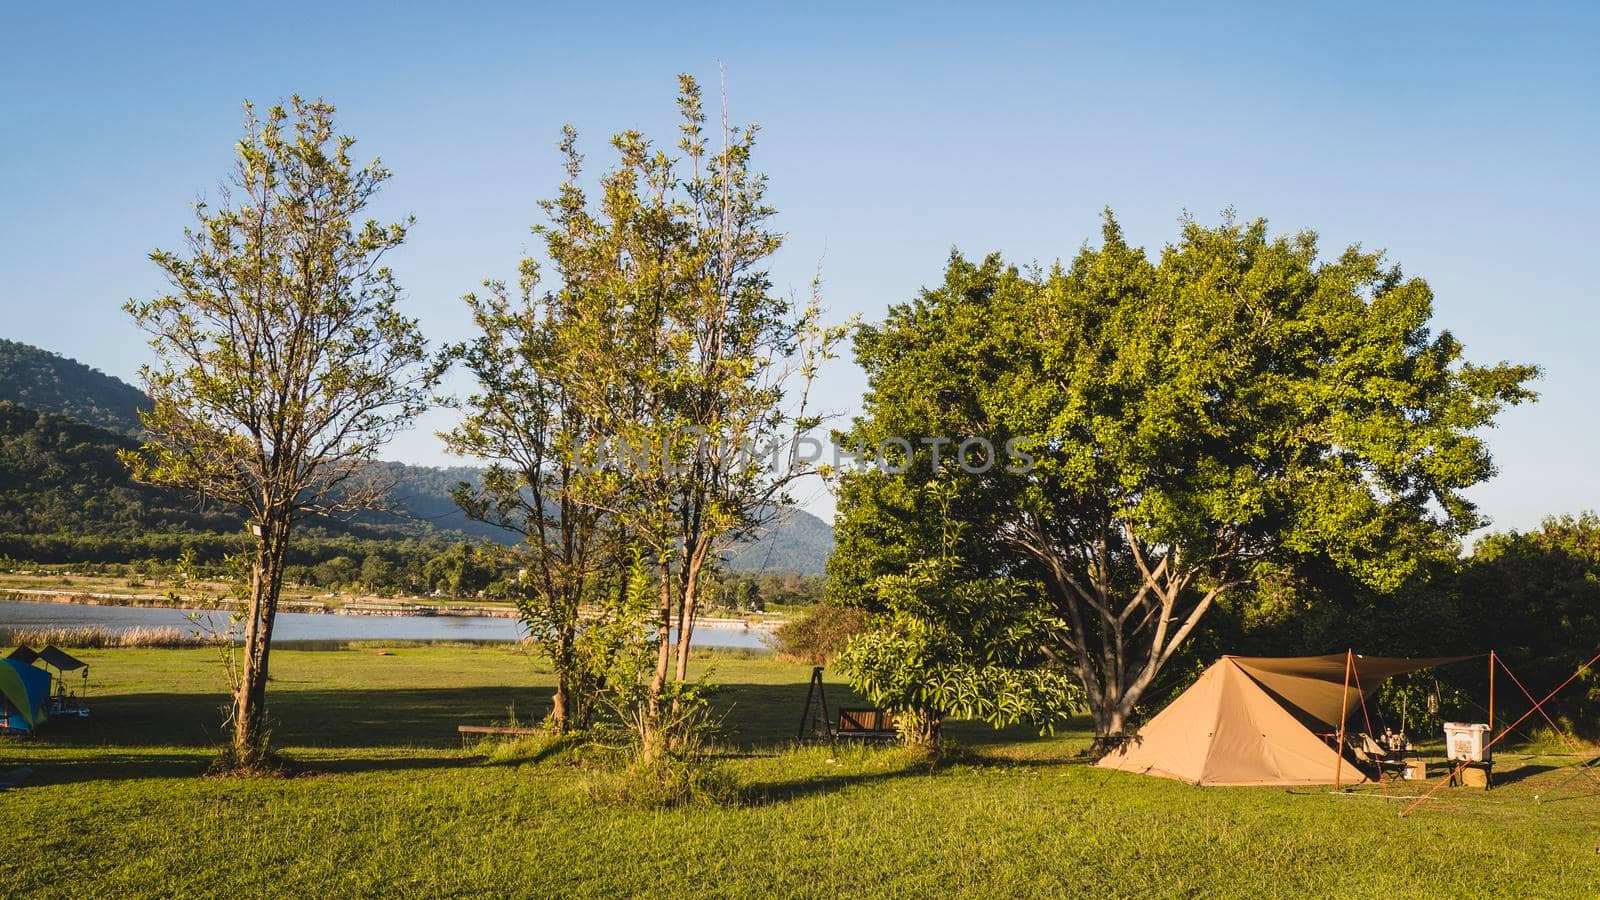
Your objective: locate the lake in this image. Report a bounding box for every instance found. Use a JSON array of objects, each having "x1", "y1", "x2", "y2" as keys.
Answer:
[{"x1": 0, "y1": 599, "x2": 774, "y2": 650}]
